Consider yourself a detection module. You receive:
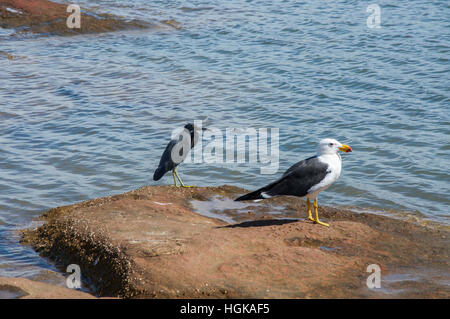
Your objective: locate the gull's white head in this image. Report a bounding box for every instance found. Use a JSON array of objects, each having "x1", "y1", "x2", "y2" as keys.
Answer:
[{"x1": 317, "y1": 138, "x2": 352, "y2": 155}]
